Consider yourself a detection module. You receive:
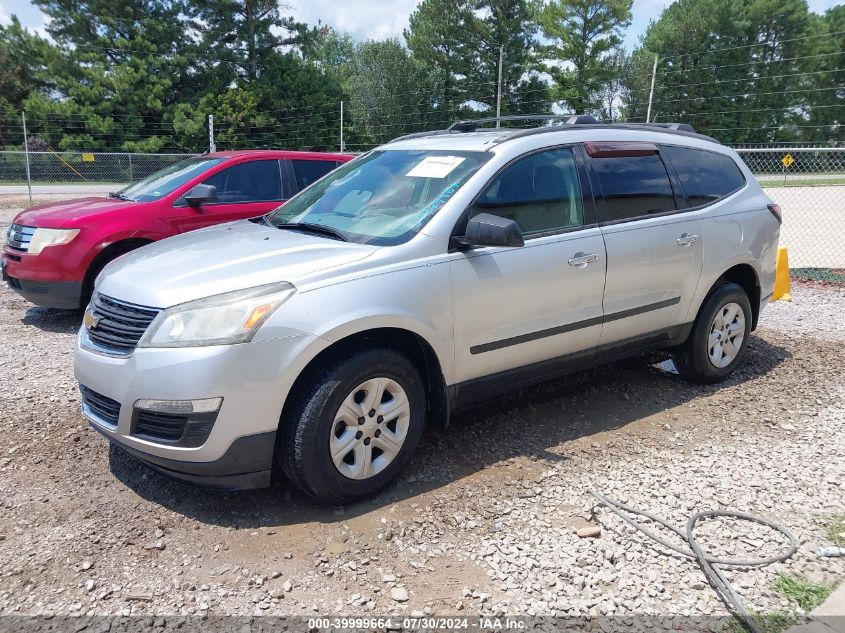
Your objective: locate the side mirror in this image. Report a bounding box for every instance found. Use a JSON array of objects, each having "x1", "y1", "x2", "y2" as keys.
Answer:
[
  {"x1": 454, "y1": 212, "x2": 524, "y2": 250},
  {"x1": 184, "y1": 184, "x2": 217, "y2": 206}
]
